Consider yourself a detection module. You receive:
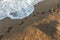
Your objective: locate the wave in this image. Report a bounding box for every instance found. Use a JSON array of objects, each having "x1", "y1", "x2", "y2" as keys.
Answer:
[{"x1": 0, "y1": 0, "x2": 44, "y2": 20}]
